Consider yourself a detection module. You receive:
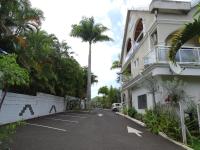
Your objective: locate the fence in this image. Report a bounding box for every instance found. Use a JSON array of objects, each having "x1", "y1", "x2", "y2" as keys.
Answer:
[{"x1": 0, "y1": 91, "x2": 66, "y2": 125}]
